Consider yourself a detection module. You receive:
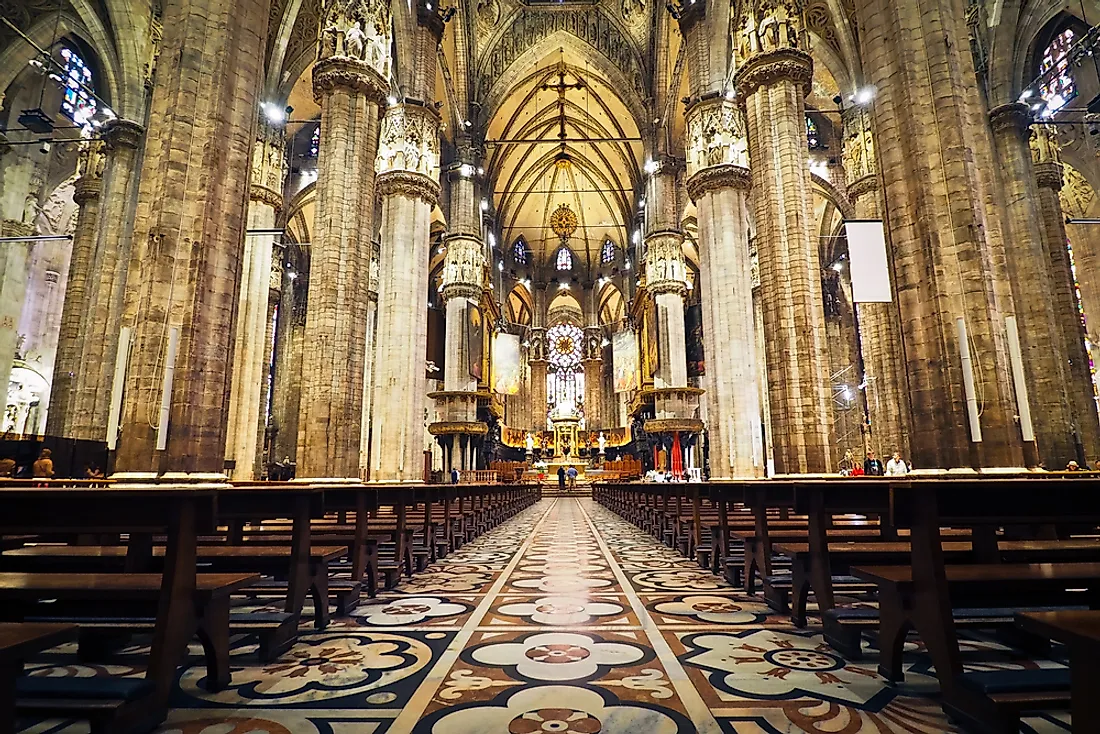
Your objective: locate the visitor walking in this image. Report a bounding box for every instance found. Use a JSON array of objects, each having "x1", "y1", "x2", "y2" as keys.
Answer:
[
  {"x1": 567, "y1": 465, "x2": 578, "y2": 488},
  {"x1": 885, "y1": 451, "x2": 910, "y2": 476}
]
